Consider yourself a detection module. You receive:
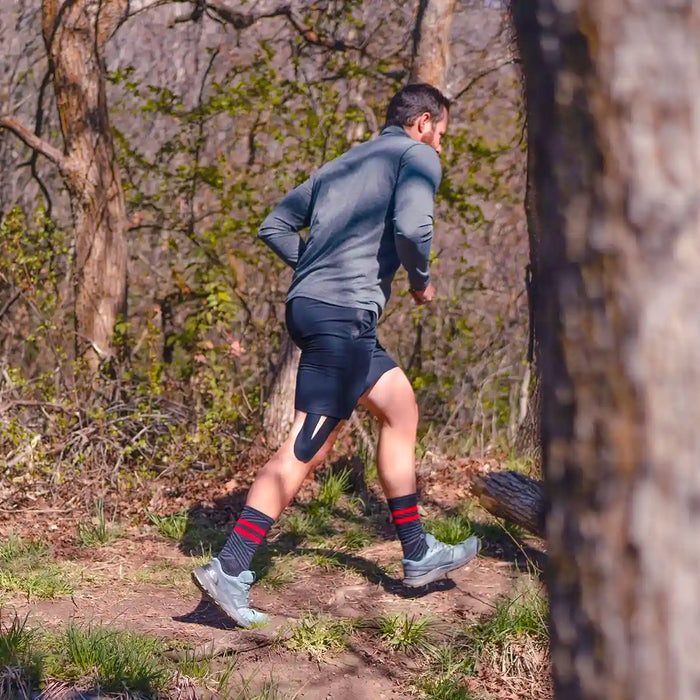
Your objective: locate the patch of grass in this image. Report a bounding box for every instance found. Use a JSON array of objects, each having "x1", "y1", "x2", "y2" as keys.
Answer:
[
  {"x1": 0, "y1": 614, "x2": 42, "y2": 699},
  {"x1": 45, "y1": 624, "x2": 171, "y2": 696},
  {"x1": 0, "y1": 535, "x2": 46, "y2": 564},
  {"x1": 147, "y1": 509, "x2": 189, "y2": 540},
  {"x1": 471, "y1": 518, "x2": 526, "y2": 542},
  {"x1": 420, "y1": 676, "x2": 478, "y2": 699},
  {"x1": 425, "y1": 515, "x2": 474, "y2": 545},
  {"x1": 416, "y1": 578, "x2": 549, "y2": 696},
  {"x1": 284, "y1": 507, "x2": 331, "y2": 539},
  {"x1": 463, "y1": 577, "x2": 548, "y2": 676},
  {"x1": 0, "y1": 566, "x2": 74, "y2": 600},
  {"x1": 418, "y1": 646, "x2": 479, "y2": 699},
  {"x1": 502, "y1": 451, "x2": 540, "y2": 478},
  {"x1": 258, "y1": 556, "x2": 296, "y2": 590},
  {"x1": 301, "y1": 553, "x2": 346, "y2": 573},
  {"x1": 337, "y1": 525, "x2": 373, "y2": 551},
  {"x1": 378, "y1": 613, "x2": 437, "y2": 656},
  {"x1": 175, "y1": 648, "x2": 213, "y2": 681},
  {"x1": 317, "y1": 467, "x2": 352, "y2": 507},
  {"x1": 284, "y1": 614, "x2": 350, "y2": 659},
  {"x1": 231, "y1": 671, "x2": 290, "y2": 699},
  {"x1": 77, "y1": 499, "x2": 120, "y2": 547},
  {"x1": 132, "y1": 561, "x2": 192, "y2": 591},
  {"x1": 0, "y1": 536, "x2": 74, "y2": 600}
]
